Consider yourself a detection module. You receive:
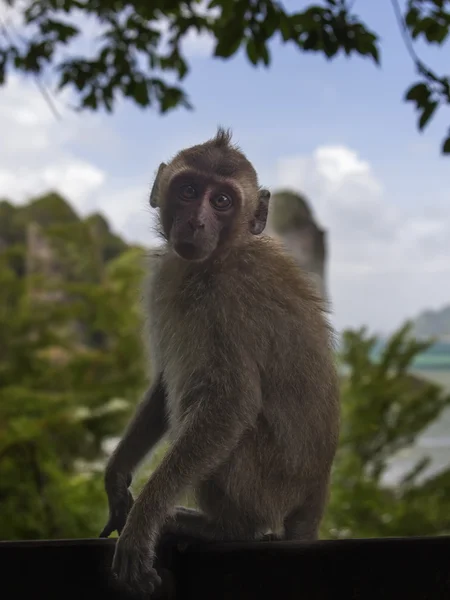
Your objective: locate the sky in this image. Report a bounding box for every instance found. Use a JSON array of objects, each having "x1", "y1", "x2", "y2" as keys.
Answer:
[{"x1": 0, "y1": 1, "x2": 449, "y2": 335}]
